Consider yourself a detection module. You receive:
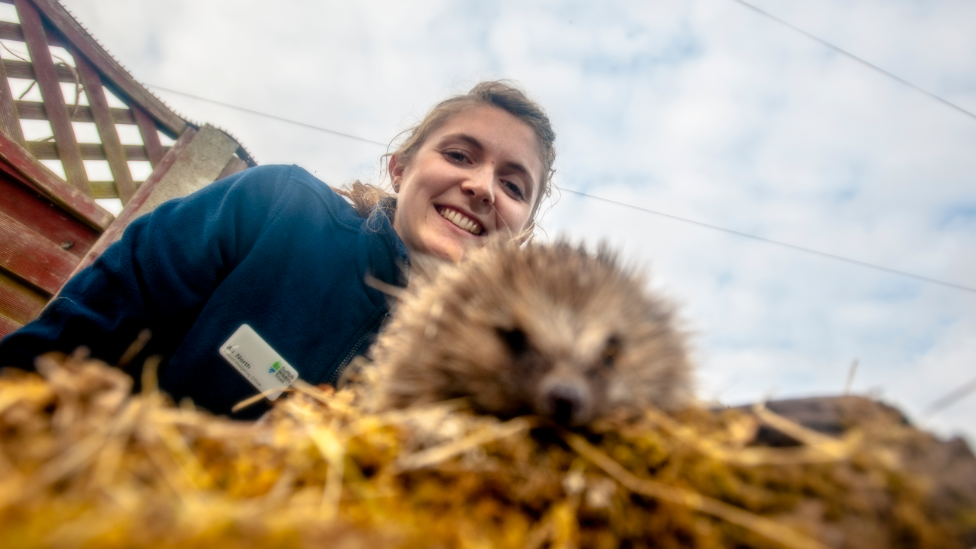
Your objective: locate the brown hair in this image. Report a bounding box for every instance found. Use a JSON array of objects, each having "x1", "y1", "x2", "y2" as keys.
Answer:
[{"x1": 335, "y1": 81, "x2": 556, "y2": 229}]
